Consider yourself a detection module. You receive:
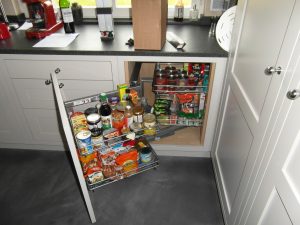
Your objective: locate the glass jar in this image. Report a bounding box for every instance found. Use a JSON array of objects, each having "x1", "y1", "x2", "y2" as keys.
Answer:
[
  {"x1": 143, "y1": 113, "x2": 156, "y2": 136},
  {"x1": 112, "y1": 111, "x2": 125, "y2": 132},
  {"x1": 167, "y1": 73, "x2": 178, "y2": 91},
  {"x1": 155, "y1": 69, "x2": 167, "y2": 91},
  {"x1": 178, "y1": 70, "x2": 187, "y2": 86},
  {"x1": 133, "y1": 105, "x2": 144, "y2": 123}
]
